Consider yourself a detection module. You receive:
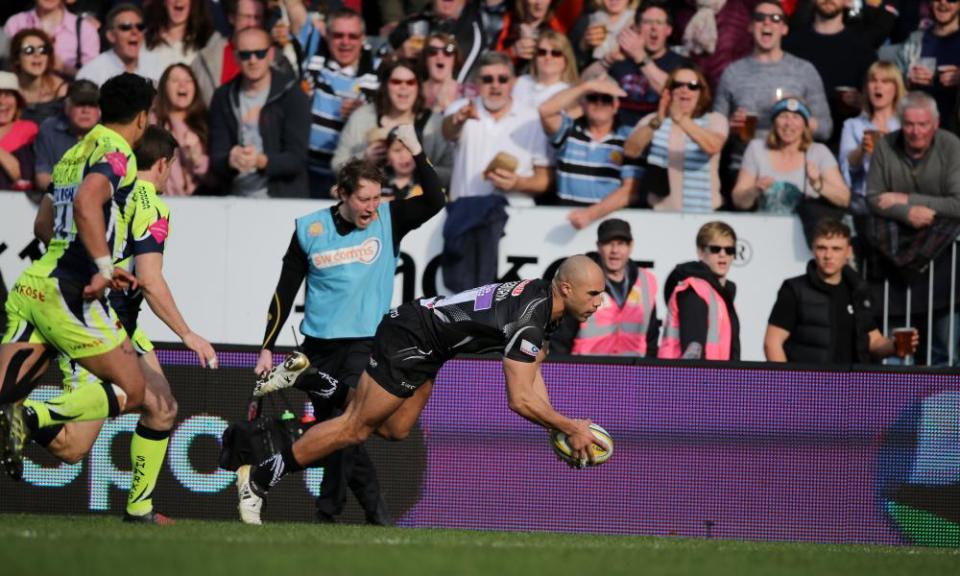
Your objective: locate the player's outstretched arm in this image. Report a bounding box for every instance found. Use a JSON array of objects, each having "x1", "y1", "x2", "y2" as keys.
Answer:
[
  {"x1": 256, "y1": 231, "x2": 309, "y2": 374},
  {"x1": 135, "y1": 252, "x2": 218, "y2": 369},
  {"x1": 503, "y1": 356, "x2": 600, "y2": 464}
]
